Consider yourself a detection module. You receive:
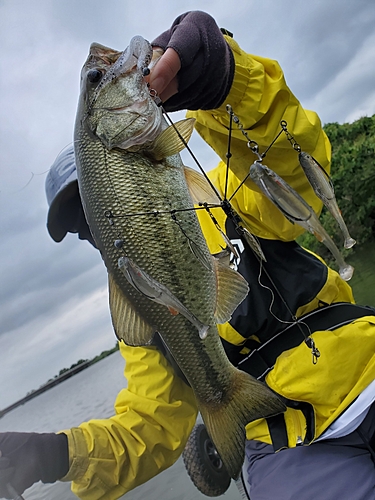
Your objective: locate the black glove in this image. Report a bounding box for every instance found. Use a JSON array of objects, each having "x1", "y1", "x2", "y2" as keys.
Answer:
[
  {"x1": 151, "y1": 11, "x2": 234, "y2": 112},
  {"x1": 0, "y1": 432, "x2": 69, "y2": 499}
]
